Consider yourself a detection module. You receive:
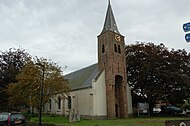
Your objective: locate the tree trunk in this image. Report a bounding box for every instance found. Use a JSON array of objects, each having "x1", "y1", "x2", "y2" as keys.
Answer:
[
  {"x1": 148, "y1": 98, "x2": 155, "y2": 116},
  {"x1": 149, "y1": 102, "x2": 154, "y2": 116}
]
